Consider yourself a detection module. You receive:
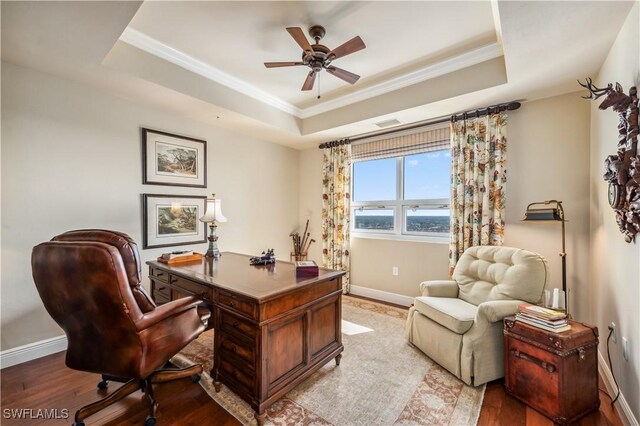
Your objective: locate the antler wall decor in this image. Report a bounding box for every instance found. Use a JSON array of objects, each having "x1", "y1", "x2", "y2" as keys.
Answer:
[{"x1": 579, "y1": 78, "x2": 640, "y2": 242}]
